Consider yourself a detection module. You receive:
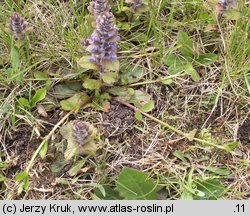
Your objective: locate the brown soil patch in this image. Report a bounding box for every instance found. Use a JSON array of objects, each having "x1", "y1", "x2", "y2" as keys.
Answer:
[
  {"x1": 238, "y1": 119, "x2": 250, "y2": 145},
  {"x1": 97, "y1": 101, "x2": 135, "y2": 140},
  {"x1": 4, "y1": 127, "x2": 41, "y2": 177}
]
